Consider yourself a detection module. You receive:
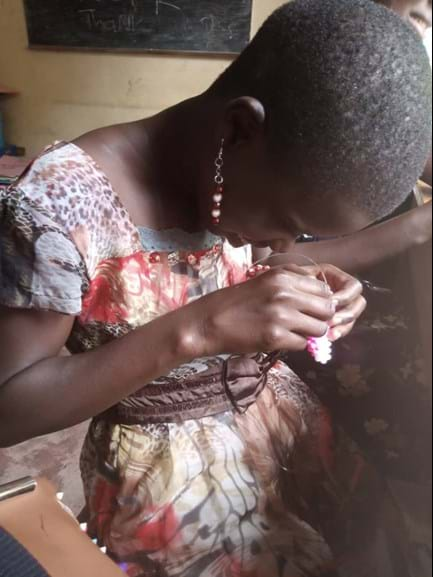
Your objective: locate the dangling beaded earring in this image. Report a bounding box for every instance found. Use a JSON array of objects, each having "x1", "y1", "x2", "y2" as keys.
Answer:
[{"x1": 212, "y1": 139, "x2": 225, "y2": 226}]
